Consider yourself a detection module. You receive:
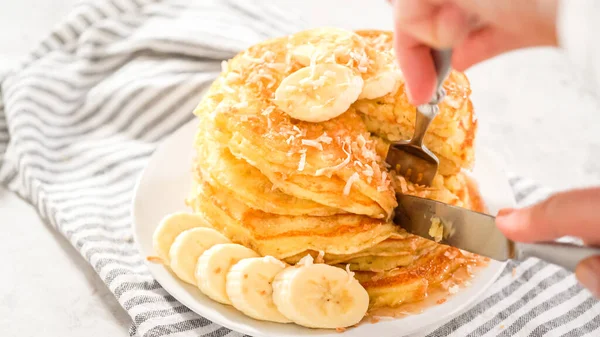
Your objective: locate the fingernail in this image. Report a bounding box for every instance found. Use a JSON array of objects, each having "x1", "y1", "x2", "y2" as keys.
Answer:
[
  {"x1": 496, "y1": 208, "x2": 515, "y2": 219},
  {"x1": 576, "y1": 257, "x2": 600, "y2": 298}
]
